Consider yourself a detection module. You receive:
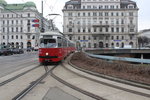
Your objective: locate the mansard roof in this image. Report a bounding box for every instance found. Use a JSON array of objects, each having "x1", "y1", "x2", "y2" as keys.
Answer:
[
  {"x1": 120, "y1": 0, "x2": 137, "y2": 8},
  {"x1": 0, "y1": 1, "x2": 36, "y2": 10}
]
